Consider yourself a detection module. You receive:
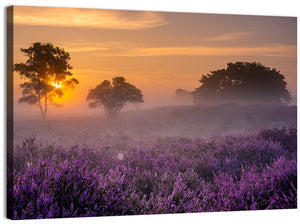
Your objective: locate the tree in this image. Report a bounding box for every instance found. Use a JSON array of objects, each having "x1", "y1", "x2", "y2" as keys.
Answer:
[
  {"x1": 175, "y1": 89, "x2": 192, "y2": 98},
  {"x1": 87, "y1": 76, "x2": 143, "y2": 119},
  {"x1": 193, "y1": 62, "x2": 291, "y2": 104},
  {"x1": 13, "y1": 42, "x2": 79, "y2": 120},
  {"x1": 174, "y1": 89, "x2": 193, "y2": 103}
]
